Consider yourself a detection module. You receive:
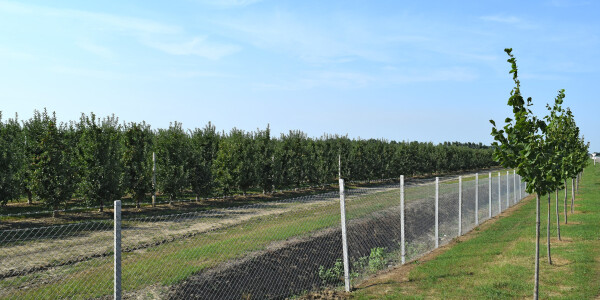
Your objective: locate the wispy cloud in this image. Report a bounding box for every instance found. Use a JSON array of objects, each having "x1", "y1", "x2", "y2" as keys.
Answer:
[
  {"x1": 479, "y1": 14, "x2": 539, "y2": 30},
  {"x1": 389, "y1": 67, "x2": 478, "y2": 83},
  {"x1": 547, "y1": 0, "x2": 591, "y2": 7},
  {"x1": 480, "y1": 15, "x2": 522, "y2": 24},
  {"x1": 254, "y1": 67, "x2": 477, "y2": 91},
  {"x1": 216, "y1": 11, "x2": 396, "y2": 63},
  {"x1": 0, "y1": 1, "x2": 239, "y2": 60},
  {"x1": 51, "y1": 65, "x2": 130, "y2": 80},
  {"x1": 76, "y1": 41, "x2": 114, "y2": 59},
  {"x1": 142, "y1": 37, "x2": 240, "y2": 60},
  {"x1": 166, "y1": 70, "x2": 235, "y2": 79},
  {"x1": 195, "y1": 0, "x2": 263, "y2": 8},
  {"x1": 253, "y1": 71, "x2": 375, "y2": 90},
  {"x1": 520, "y1": 72, "x2": 568, "y2": 81},
  {"x1": 0, "y1": 46, "x2": 36, "y2": 60},
  {"x1": 0, "y1": 1, "x2": 178, "y2": 35}
]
